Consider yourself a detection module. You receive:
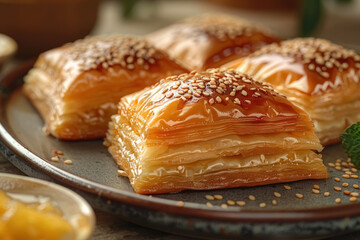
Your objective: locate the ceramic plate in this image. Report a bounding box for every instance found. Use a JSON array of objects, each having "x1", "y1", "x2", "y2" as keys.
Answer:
[
  {"x1": 1, "y1": 63, "x2": 360, "y2": 239},
  {"x1": 0, "y1": 172, "x2": 95, "y2": 240}
]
